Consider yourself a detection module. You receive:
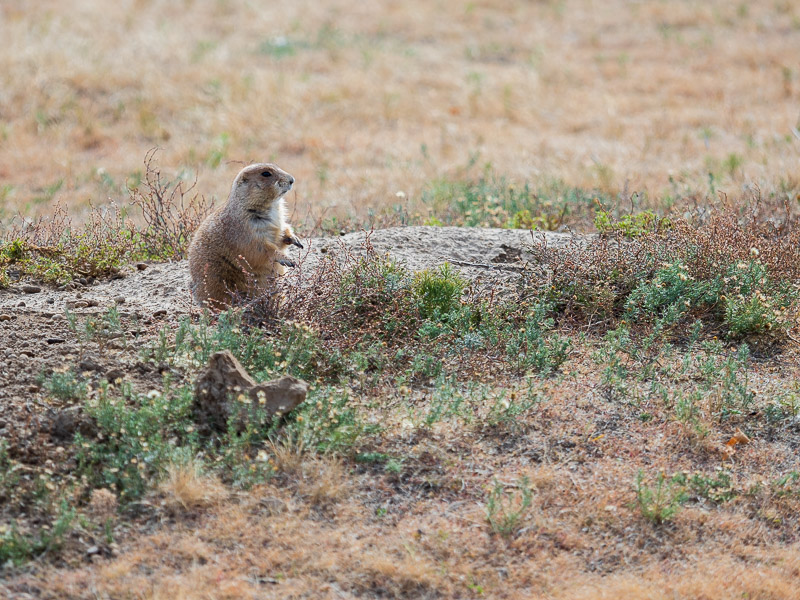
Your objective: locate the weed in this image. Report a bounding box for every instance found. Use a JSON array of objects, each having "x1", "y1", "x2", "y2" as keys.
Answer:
[
  {"x1": 594, "y1": 209, "x2": 667, "y2": 237},
  {"x1": 504, "y1": 301, "x2": 570, "y2": 375},
  {"x1": 423, "y1": 376, "x2": 471, "y2": 426},
  {"x1": 41, "y1": 369, "x2": 87, "y2": 402},
  {"x1": 127, "y1": 149, "x2": 213, "y2": 260},
  {"x1": 0, "y1": 500, "x2": 77, "y2": 566},
  {"x1": 76, "y1": 378, "x2": 197, "y2": 501},
  {"x1": 772, "y1": 471, "x2": 800, "y2": 498},
  {"x1": 283, "y1": 386, "x2": 369, "y2": 454},
  {"x1": 0, "y1": 441, "x2": 20, "y2": 502},
  {"x1": 672, "y1": 469, "x2": 736, "y2": 503},
  {"x1": 485, "y1": 386, "x2": 541, "y2": 429},
  {"x1": 633, "y1": 470, "x2": 687, "y2": 524},
  {"x1": 0, "y1": 150, "x2": 211, "y2": 286},
  {"x1": 412, "y1": 263, "x2": 466, "y2": 319},
  {"x1": 486, "y1": 476, "x2": 534, "y2": 537}
]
